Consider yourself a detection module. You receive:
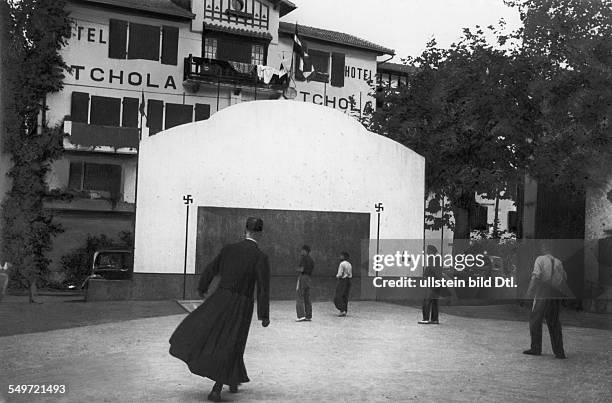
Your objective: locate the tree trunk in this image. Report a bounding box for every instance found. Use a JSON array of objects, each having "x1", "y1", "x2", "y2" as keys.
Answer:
[{"x1": 452, "y1": 192, "x2": 475, "y2": 254}]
